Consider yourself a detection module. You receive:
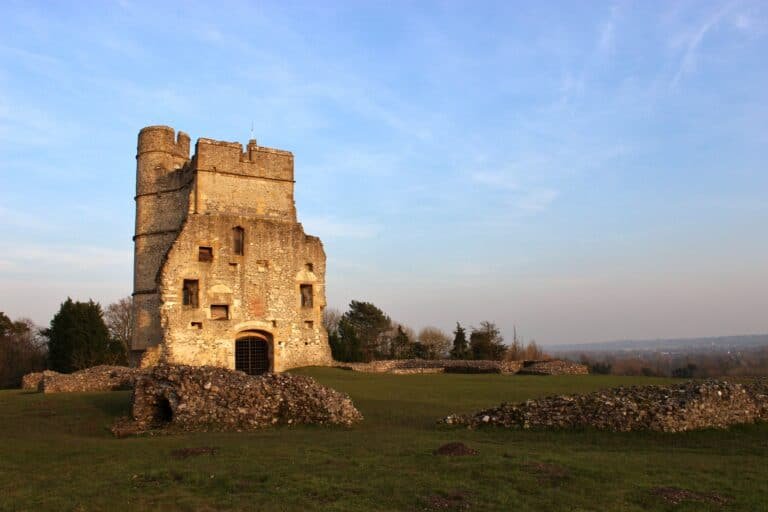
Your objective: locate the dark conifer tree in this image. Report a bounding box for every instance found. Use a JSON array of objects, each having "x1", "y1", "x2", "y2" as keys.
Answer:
[
  {"x1": 44, "y1": 298, "x2": 120, "y2": 372},
  {"x1": 450, "y1": 322, "x2": 469, "y2": 359}
]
